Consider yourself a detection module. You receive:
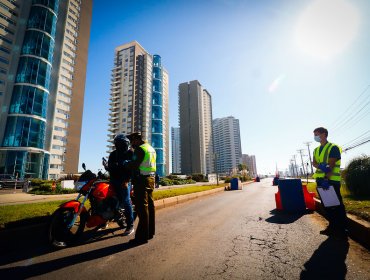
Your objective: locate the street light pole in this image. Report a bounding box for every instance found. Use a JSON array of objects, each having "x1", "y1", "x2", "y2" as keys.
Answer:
[
  {"x1": 13, "y1": 156, "x2": 17, "y2": 193},
  {"x1": 213, "y1": 153, "x2": 219, "y2": 185}
]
